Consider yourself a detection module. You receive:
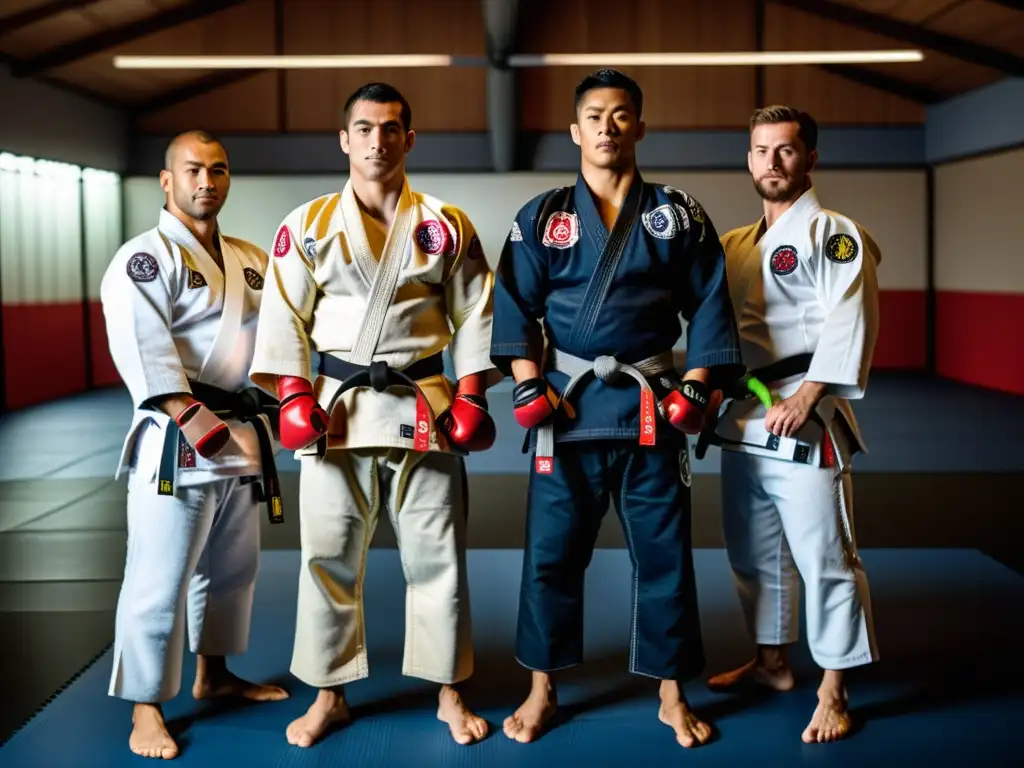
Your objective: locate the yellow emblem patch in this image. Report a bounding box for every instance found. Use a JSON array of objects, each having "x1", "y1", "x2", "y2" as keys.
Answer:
[{"x1": 825, "y1": 233, "x2": 859, "y2": 264}]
